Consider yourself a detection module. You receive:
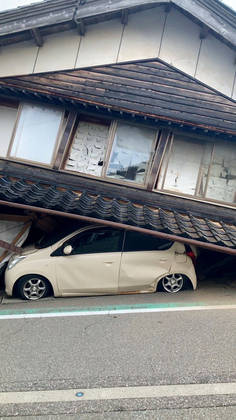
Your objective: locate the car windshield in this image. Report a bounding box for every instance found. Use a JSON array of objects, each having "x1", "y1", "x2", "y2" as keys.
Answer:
[{"x1": 35, "y1": 222, "x2": 87, "y2": 249}]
